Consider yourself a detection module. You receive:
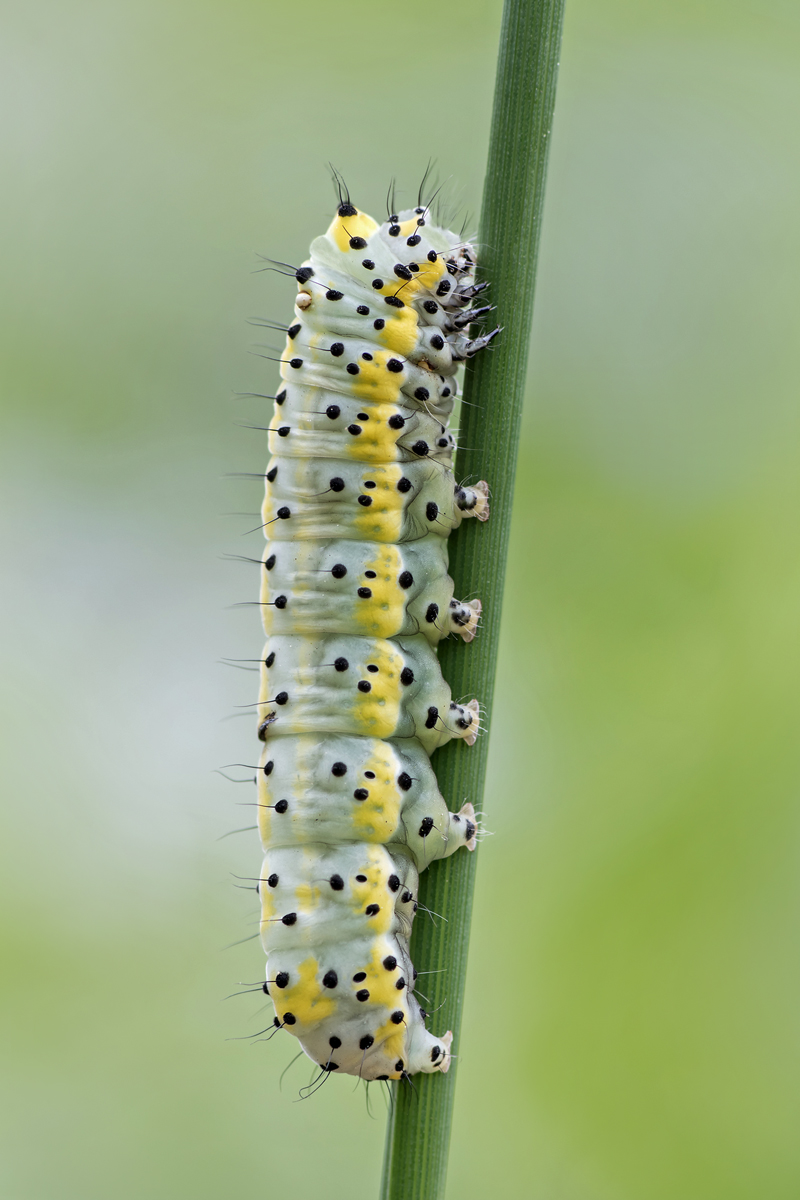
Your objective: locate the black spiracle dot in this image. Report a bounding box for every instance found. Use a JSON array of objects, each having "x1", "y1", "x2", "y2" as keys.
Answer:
[
  {"x1": 397, "y1": 772, "x2": 412, "y2": 791},
  {"x1": 365, "y1": 904, "x2": 380, "y2": 917},
  {"x1": 364, "y1": 479, "x2": 376, "y2": 488},
  {"x1": 330, "y1": 342, "x2": 344, "y2": 357},
  {"x1": 425, "y1": 502, "x2": 439, "y2": 522},
  {"x1": 383, "y1": 956, "x2": 397, "y2": 971},
  {"x1": 361, "y1": 352, "x2": 373, "y2": 361},
  {"x1": 322, "y1": 970, "x2": 338, "y2": 988},
  {"x1": 423, "y1": 300, "x2": 438, "y2": 314},
  {"x1": 295, "y1": 266, "x2": 313, "y2": 283},
  {"x1": 334, "y1": 657, "x2": 349, "y2": 671},
  {"x1": 361, "y1": 259, "x2": 375, "y2": 270},
  {"x1": 384, "y1": 296, "x2": 404, "y2": 308},
  {"x1": 267, "y1": 871, "x2": 278, "y2": 886},
  {"x1": 326, "y1": 289, "x2": 343, "y2": 301},
  {"x1": 266, "y1": 466, "x2": 278, "y2": 482},
  {"x1": 442, "y1": 387, "x2": 451, "y2": 397},
  {"x1": 398, "y1": 570, "x2": 413, "y2": 589},
  {"x1": 356, "y1": 304, "x2": 369, "y2": 315},
  {"x1": 349, "y1": 236, "x2": 367, "y2": 249},
  {"x1": 346, "y1": 363, "x2": 360, "y2": 376},
  {"x1": 365, "y1": 570, "x2": 376, "y2": 578},
  {"x1": 353, "y1": 788, "x2": 368, "y2": 801},
  {"x1": 275, "y1": 691, "x2": 288, "y2": 705},
  {"x1": 355, "y1": 874, "x2": 367, "y2": 882},
  {"x1": 401, "y1": 891, "x2": 413, "y2": 904},
  {"x1": 331, "y1": 563, "x2": 347, "y2": 578},
  {"x1": 265, "y1": 554, "x2": 276, "y2": 570},
  {"x1": 436, "y1": 280, "x2": 451, "y2": 296},
  {"x1": 396, "y1": 976, "x2": 406, "y2": 990},
  {"x1": 356, "y1": 989, "x2": 370, "y2": 1002},
  {"x1": 357, "y1": 680, "x2": 371, "y2": 693},
  {"x1": 400, "y1": 667, "x2": 414, "y2": 686},
  {"x1": 366, "y1": 663, "x2": 378, "y2": 672},
  {"x1": 265, "y1": 650, "x2": 275, "y2": 667},
  {"x1": 427, "y1": 250, "x2": 437, "y2": 262},
  {"x1": 359, "y1": 1035, "x2": 374, "y2": 1050},
  {"x1": 406, "y1": 234, "x2": 421, "y2": 246},
  {"x1": 277, "y1": 506, "x2": 291, "y2": 519},
  {"x1": 282, "y1": 1011, "x2": 296, "y2": 1025},
  {"x1": 329, "y1": 1035, "x2": 342, "y2": 1048},
  {"x1": 388, "y1": 414, "x2": 405, "y2": 429},
  {"x1": 357, "y1": 586, "x2": 372, "y2": 598},
  {"x1": 325, "y1": 404, "x2": 340, "y2": 419},
  {"x1": 289, "y1": 358, "x2": 302, "y2": 369},
  {"x1": 347, "y1": 424, "x2": 362, "y2": 436},
  {"x1": 281, "y1": 912, "x2": 297, "y2": 926},
  {"x1": 275, "y1": 389, "x2": 286, "y2": 405},
  {"x1": 412, "y1": 440, "x2": 429, "y2": 456},
  {"x1": 430, "y1": 334, "x2": 445, "y2": 350},
  {"x1": 338, "y1": 202, "x2": 357, "y2": 217},
  {"x1": 270, "y1": 594, "x2": 287, "y2": 611},
  {"x1": 275, "y1": 971, "x2": 289, "y2": 988},
  {"x1": 329, "y1": 477, "x2": 345, "y2": 492},
  {"x1": 419, "y1": 816, "x2": 434, "y2": 838},
  {"x1": 425, "y1": 602, "x2": 439, "y2": 623},
  {"x1": 371, "y1": 278, "x2": 384, "y2": 290},
  {"x1": 357, "y1": 496, "x2": 372, "y2": 507},
  {"x1": 364, "y1": 770, "x2": 376, "y2": 779},
  {"x1": 287, "y1": 323, "x2": 300, "y2": 339},
  {"x1": 397, "y1": 477, "x2": 412, "y2": 494},
  {"x1": 388, "y1": 874, "x2": 400, "y2": 892},
  {"x1": 274, "y1": 799, "x2": 288, "y2": 813},
  {"x1": 329, "y1": 874, "x2": 345, "y2": 890},
  {"x1": 390, "y1": 1010, "x2": 404, "y2": 1024},
  {"x1": 393, "y1": 264, "x2": 412, "y2": 281},
  {"x1": 373, "y1": 318, "x2": 385, "y2": 330},
  {"x1": 263, "y1": 760, "x2": 274, "y2": 776},
  {"x1": 414, "y1": 387, "x2": 429, "y2": 401},
  {"x1": 386, "y1": 358, "x2": 403, "y2": 373},
  {"x1": 424, "y1": 705, "x2": 439, "y2": 728},
  {"x1": 331, "y1": 762, "x2": 347, "y2": 776}
]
